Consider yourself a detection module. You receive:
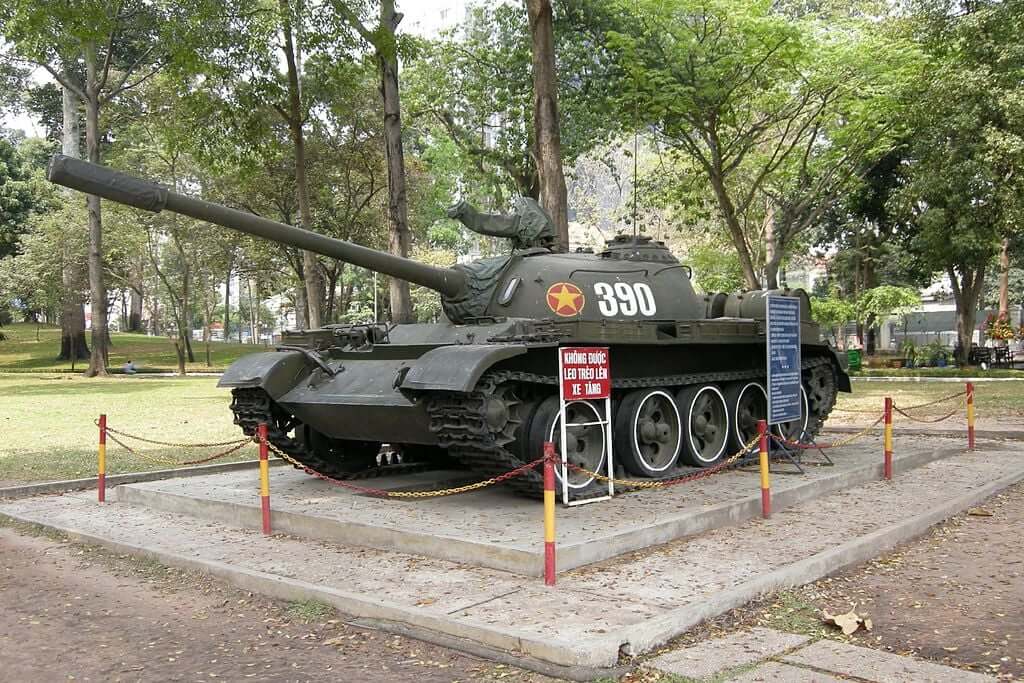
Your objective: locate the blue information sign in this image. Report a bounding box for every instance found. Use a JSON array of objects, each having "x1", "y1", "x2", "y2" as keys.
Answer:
[{"x1": 766, "y1": 296, "x2": 802, "y2": 425}]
